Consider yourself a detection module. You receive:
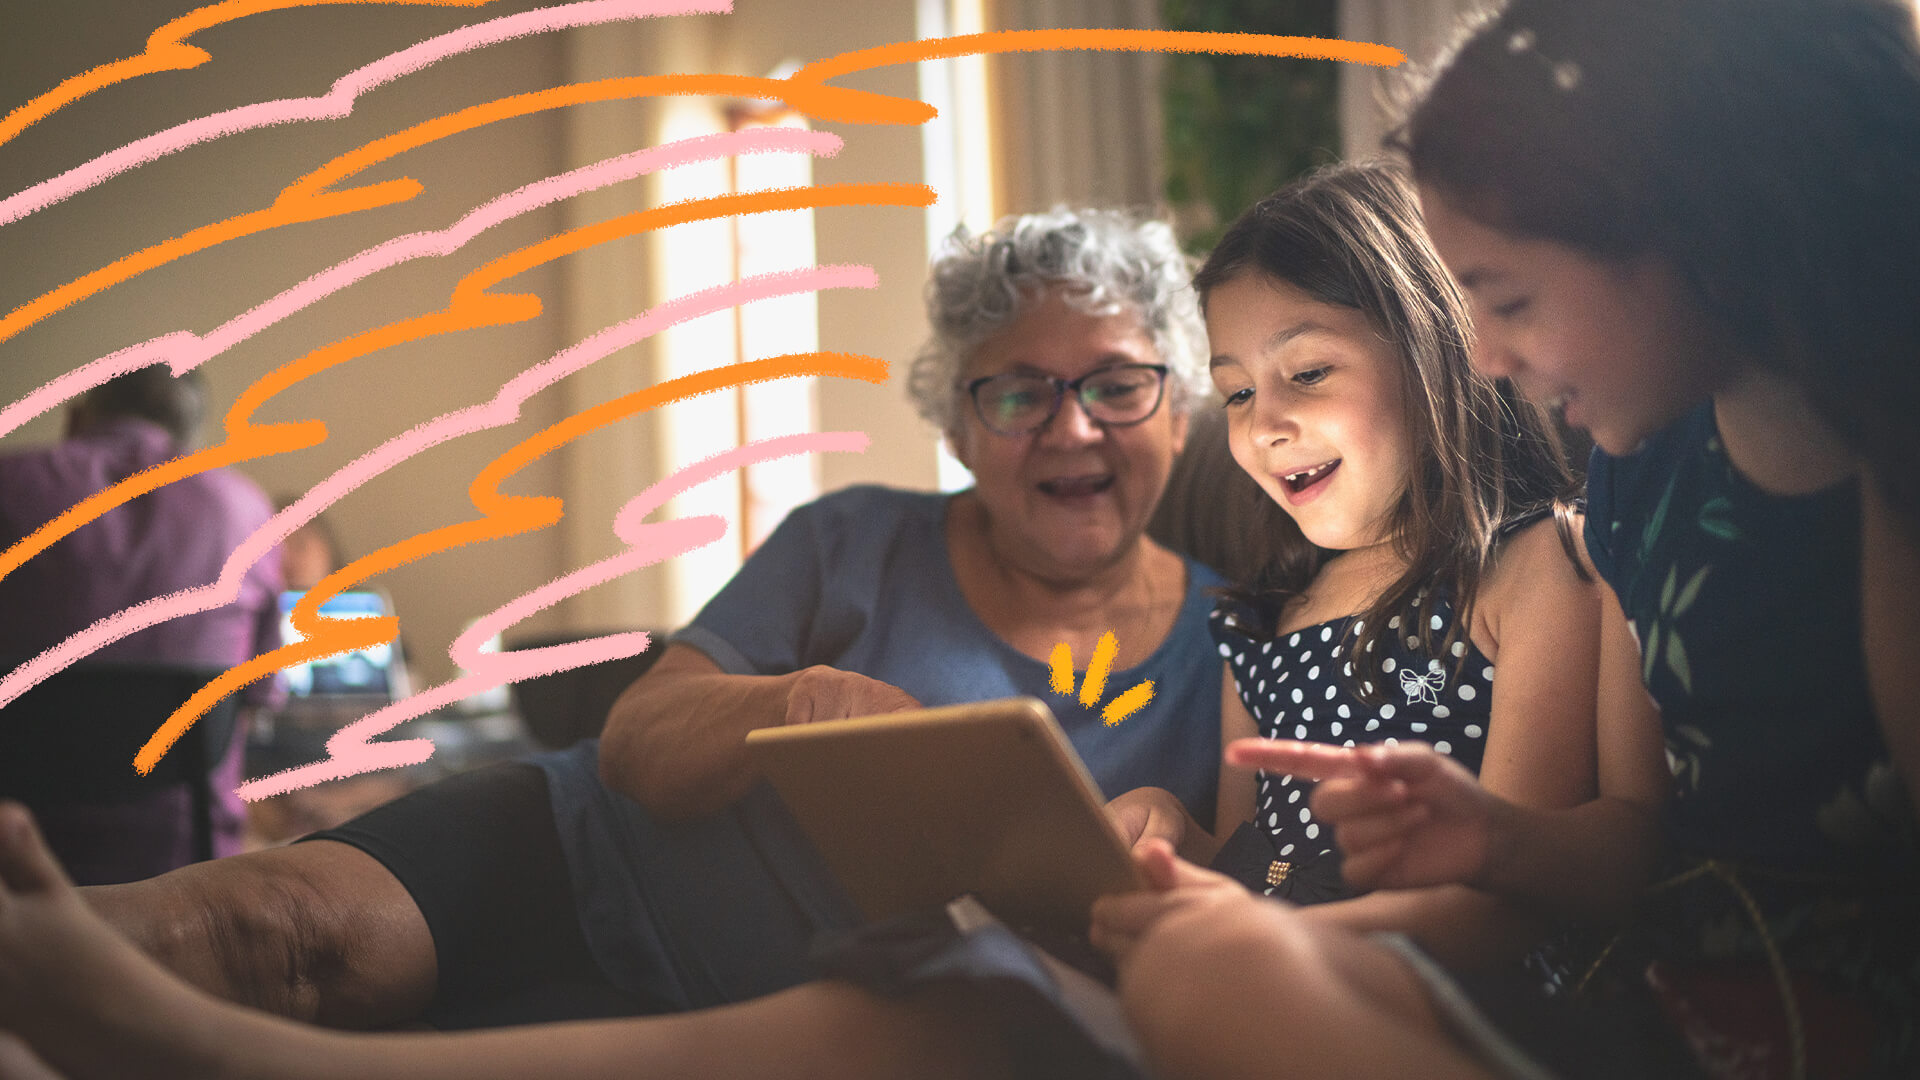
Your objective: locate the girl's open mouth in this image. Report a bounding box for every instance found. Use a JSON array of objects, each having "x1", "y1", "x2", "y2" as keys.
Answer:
[{"x1": 1282, "y1": 459, "x2": 1340, "y2": 496}]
